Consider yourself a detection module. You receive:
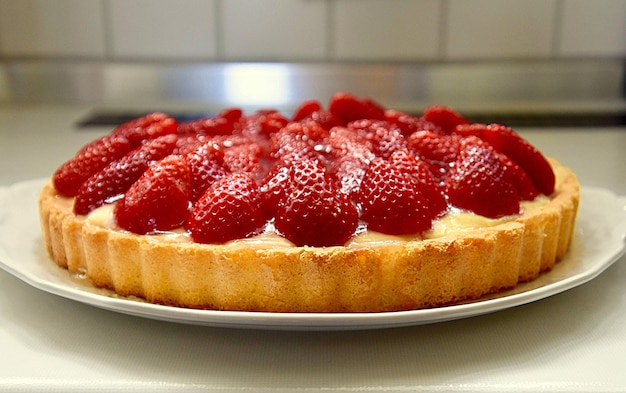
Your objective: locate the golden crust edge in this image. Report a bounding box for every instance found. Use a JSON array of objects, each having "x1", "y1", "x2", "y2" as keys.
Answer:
[{"x1": 38, "y1": 159, "x2": 580, "y2": 313}]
